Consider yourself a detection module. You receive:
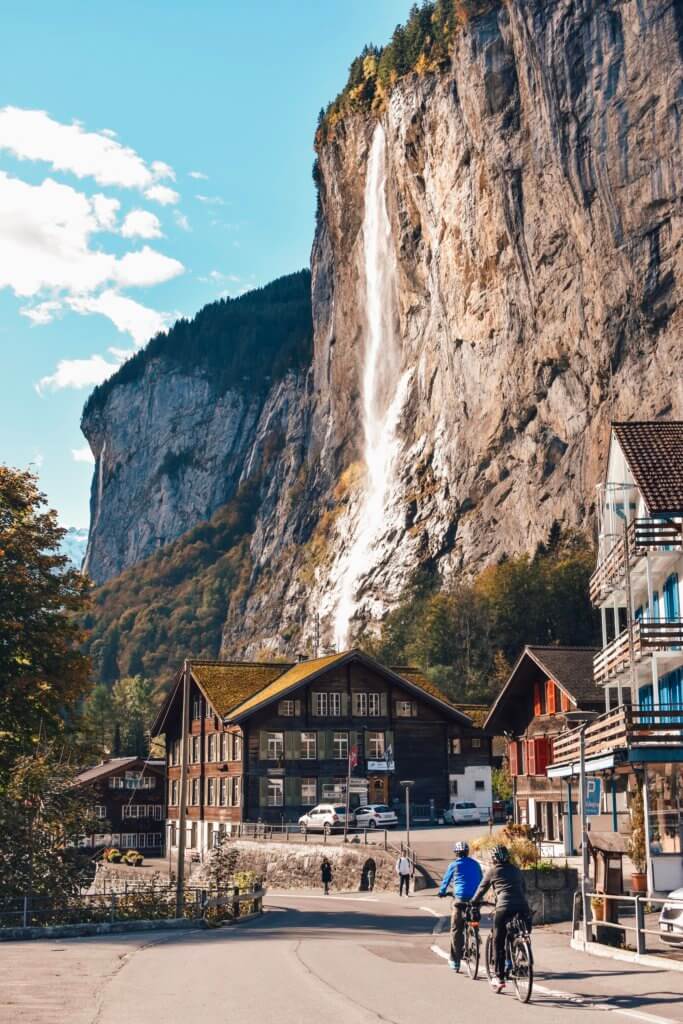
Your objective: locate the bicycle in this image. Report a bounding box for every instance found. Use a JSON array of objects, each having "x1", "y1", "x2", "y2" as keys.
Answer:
[
  {"x1": 461, "y1": 902, "x2": 481, "y2": 979},
  {"x1": 484, "y1": 909, "x2": 534, "y2": 1002}
]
